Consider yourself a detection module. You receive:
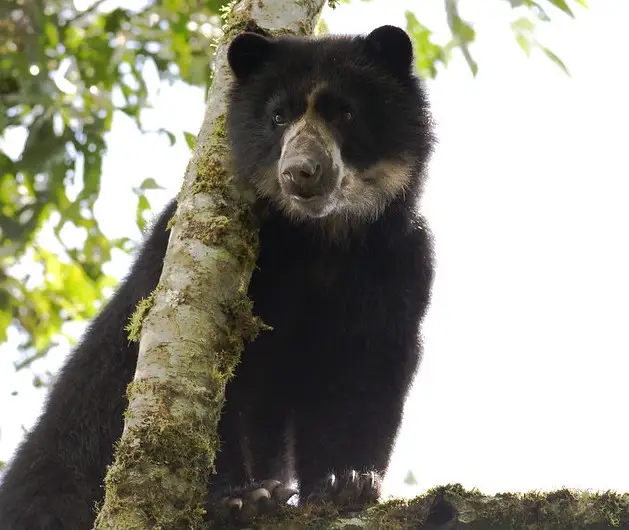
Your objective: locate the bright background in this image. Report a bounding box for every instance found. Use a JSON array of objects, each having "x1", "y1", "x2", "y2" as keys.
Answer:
[{"x1": 1, "y1": 0, "x2": 628, "y2": 498}]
